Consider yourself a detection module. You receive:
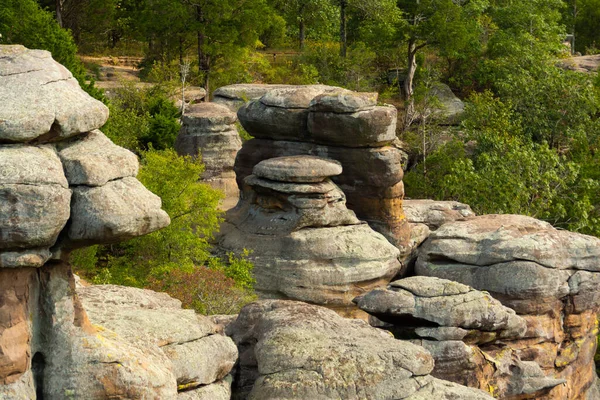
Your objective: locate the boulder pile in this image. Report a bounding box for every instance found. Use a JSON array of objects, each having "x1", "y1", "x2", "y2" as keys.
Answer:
[
  {"x1": 355, "y1": 276, "x2": 566, "y2": 398},
  {"x1": 217, "y1": 155, "x2": 401, "y2": 316},
  {"x1": 226, "y1": 300, "x2": 495, "y2": 400},
  {"x1": 175, "y1": 102, "x2": 242, "y2": 209},
  {"x1": 213, "y1": 83, "x2": 309, "y2": 111},
  {"x1": 414, "y1": 214, "x2": 600, "y2": 399},
  {"x1": 234, "y1": 86, "x2": 411, "y2": 258}
]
